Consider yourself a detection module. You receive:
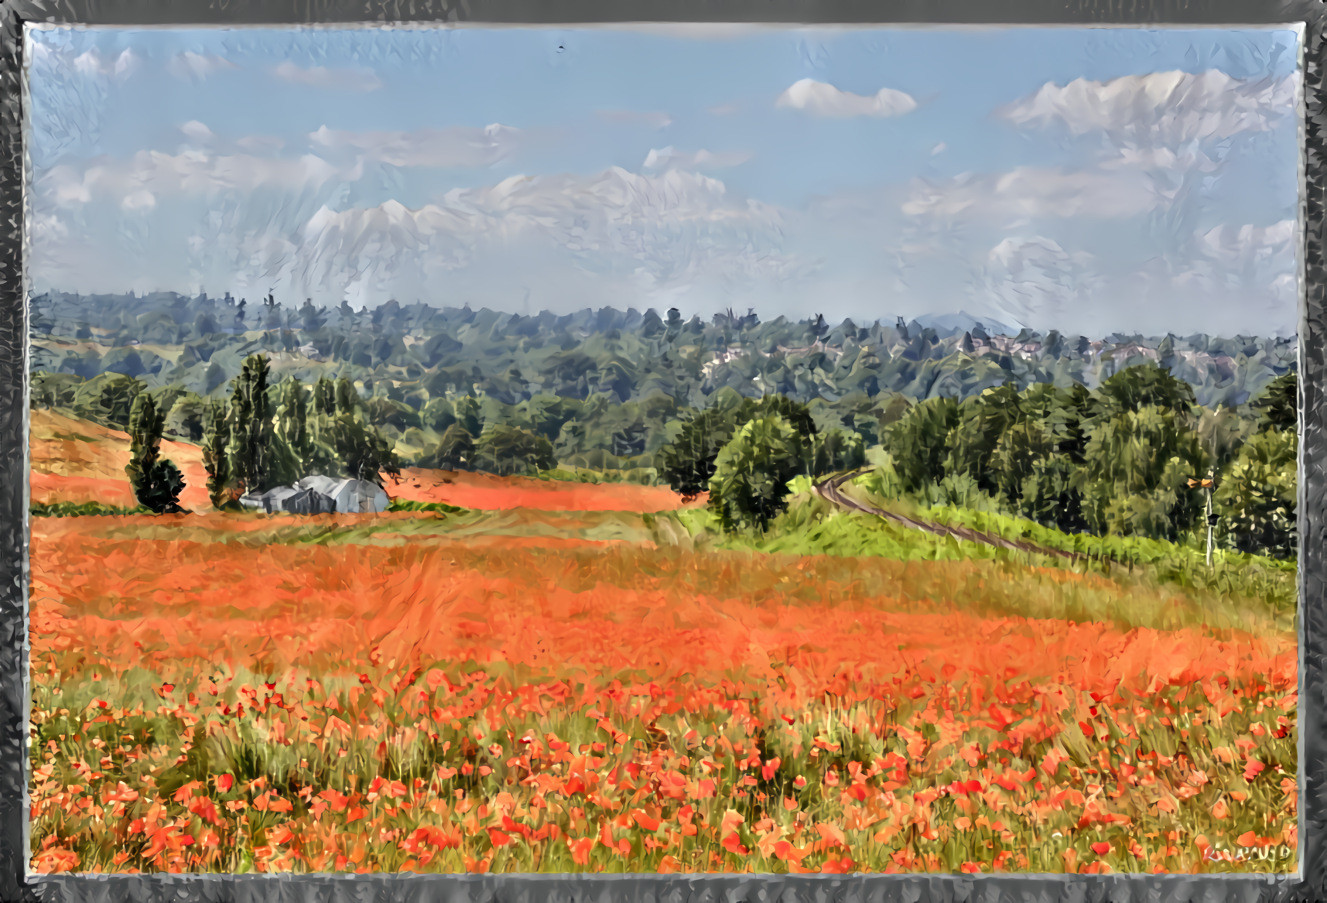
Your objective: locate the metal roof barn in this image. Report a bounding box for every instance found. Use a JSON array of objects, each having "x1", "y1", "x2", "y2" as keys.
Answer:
[{"x1": 295, "y1": 475, "x2": 390, "y2": 514}]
